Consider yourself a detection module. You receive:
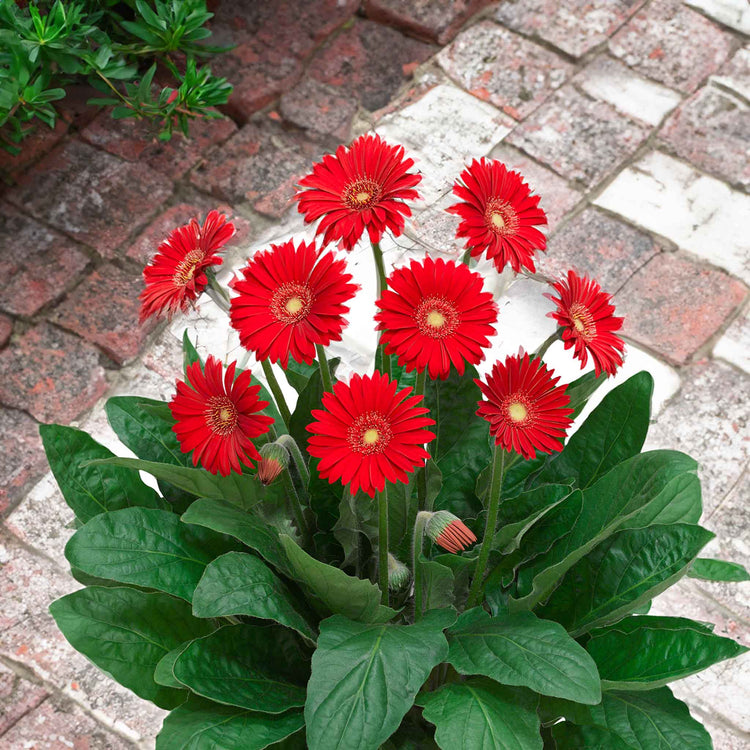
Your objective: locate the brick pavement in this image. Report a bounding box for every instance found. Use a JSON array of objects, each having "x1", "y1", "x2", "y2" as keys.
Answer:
[{"x1": 0, "y1": 0, "x2": 748, "y2": 746}]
